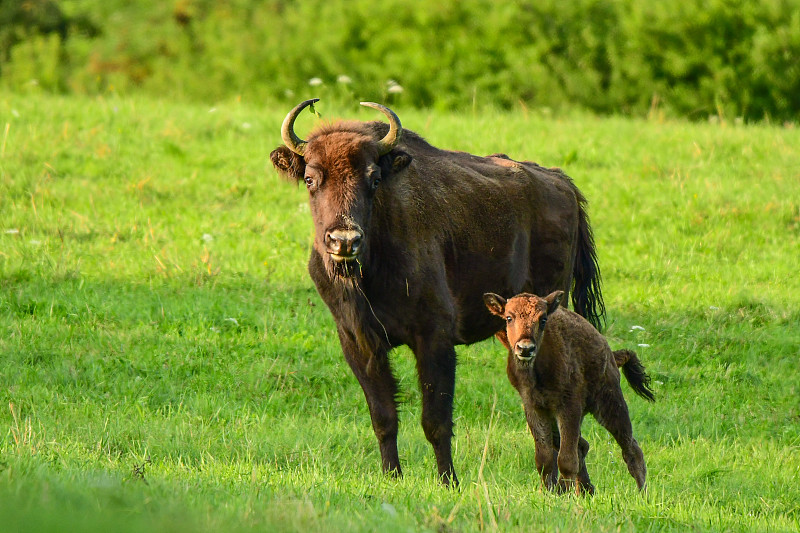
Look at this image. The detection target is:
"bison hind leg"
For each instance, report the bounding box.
[593,387,647,491]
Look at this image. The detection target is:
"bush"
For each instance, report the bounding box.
[1,0,798,121]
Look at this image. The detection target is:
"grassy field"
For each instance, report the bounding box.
[1,91,799,532]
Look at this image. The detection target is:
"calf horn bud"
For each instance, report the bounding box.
[360,102,402,155]
[281,98,319,156]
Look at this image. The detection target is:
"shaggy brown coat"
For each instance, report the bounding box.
[270,101,604,485]
[484,290,653,494]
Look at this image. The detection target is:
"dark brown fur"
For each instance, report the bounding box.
[271,115,605,486]
[484,291,654,494]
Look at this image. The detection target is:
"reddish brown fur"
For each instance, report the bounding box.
[484,291,653,494]
[271,109,605,486]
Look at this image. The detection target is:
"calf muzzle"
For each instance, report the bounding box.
[513,339,536,361]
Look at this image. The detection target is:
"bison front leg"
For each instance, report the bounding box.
[556,411,585,496]
[527,409,558,491]
[551,425,594,494]
[338,327,402,478]
[576,436,595,495]
[412,337,459,487]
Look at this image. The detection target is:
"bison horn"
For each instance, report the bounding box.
[360,102,402,155]
[281,98,319,156]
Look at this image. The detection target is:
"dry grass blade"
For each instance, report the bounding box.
[476,393,498,532]
[9,402,35,453]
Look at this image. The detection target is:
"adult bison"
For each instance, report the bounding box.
[270,99,604,486]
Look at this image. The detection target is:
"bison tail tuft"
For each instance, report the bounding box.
[615,349,656,402]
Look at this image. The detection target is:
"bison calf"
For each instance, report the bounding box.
[483,290,654,494]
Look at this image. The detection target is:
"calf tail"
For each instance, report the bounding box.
[613,349,655,402]
[572,194,606,331]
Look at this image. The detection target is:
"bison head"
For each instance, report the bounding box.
[484,291,564,363]
[270,99,412,278]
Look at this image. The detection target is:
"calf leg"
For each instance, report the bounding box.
[527,409,558,490]
[555,435,594,495]
[576,436,595,495]
[594,388,647,491]
[412,337,458,486]
[338,327,401,477]
[556,411,586,496]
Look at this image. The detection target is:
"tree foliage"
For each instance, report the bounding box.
[1,0,798,120]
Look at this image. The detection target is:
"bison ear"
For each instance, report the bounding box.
[483,293,506,317]
[379,150,412,178]
[270,146,306,182]
[544,290,564,314]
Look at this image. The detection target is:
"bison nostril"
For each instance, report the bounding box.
[325,232,340,253]
[350,234,362,253]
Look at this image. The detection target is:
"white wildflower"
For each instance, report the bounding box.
[381,502,397,516]
[630,325,645,331]
[337,75,352,84]
[202,233,213,242]
[5,229,19,234]
[638,343,651,348]
[386,80,404,94]
[241,122,252,129]
[308,77,323,87]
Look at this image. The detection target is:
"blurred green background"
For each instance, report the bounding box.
[2,0,799,120]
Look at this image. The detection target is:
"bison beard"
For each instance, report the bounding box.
[270,99,605,486]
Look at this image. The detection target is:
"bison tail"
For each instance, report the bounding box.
[615,349,656,402]
[572,198,606,331]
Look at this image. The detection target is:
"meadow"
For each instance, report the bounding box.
[1,91,799,532]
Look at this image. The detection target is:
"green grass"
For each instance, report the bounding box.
[1,92,799,532]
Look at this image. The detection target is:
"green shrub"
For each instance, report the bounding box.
[1,0,798,121]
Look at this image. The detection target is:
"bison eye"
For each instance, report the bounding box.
[304,175,314,188]
[371,177,381,191]
[505,316,512,324]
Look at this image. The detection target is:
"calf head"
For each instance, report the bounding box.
[483,291,564,363]
[270,99,412,279]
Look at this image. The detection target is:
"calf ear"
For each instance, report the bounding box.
[379,150,412,178]
[544,290,564,314]
[483,293,507,316]
[270,146,306,182]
